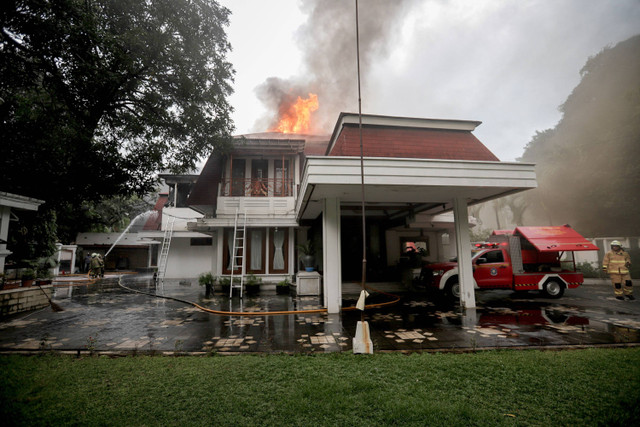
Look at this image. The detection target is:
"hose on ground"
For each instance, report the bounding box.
[117,276,400,316]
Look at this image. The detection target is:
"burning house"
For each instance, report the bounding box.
[177,108,537,312]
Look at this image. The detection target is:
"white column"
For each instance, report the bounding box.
[0,206,11,273]
[453,197,476,308]
[68,245,77,274]
[216,229,224,276]
[322,197,342,313]
[54,242,63,276]
[288,227,295,276]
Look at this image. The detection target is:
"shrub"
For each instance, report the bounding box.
[577,261,605,279]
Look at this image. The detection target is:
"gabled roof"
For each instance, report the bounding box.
[326,113,499,161]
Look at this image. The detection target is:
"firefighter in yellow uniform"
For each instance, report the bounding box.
[602,240,634,300]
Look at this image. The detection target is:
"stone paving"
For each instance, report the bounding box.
[0,274,639,354]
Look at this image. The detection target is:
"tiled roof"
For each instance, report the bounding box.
[328,124,499,161]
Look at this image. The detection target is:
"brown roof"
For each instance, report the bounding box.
[328,124,499,161]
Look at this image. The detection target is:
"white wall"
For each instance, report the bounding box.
[165,235,217,279]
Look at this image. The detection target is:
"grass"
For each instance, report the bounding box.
[1,348,639,426]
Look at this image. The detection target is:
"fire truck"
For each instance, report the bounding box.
[419,225,599,299]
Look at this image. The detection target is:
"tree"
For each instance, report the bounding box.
[518,35,640,236]
[1,0,234,204]
[1,0,234,247]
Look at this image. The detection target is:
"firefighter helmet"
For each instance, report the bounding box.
[611,240,622,247]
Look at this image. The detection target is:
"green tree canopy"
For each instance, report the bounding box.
[1,0,235,206]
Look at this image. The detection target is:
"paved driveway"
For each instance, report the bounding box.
[0,275,638,354]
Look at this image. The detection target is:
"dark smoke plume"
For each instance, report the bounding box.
[253,0,412,133]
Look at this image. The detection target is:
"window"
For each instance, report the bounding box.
[484,250,504,263]
[400,237,429,256]
[190,238,212,246]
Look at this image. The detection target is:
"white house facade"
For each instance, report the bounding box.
[182,113,538,312]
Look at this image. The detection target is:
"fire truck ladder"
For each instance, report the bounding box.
[155,216,176,294]
[230,209,247,298]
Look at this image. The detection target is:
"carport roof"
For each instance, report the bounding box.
[296,156,537,221]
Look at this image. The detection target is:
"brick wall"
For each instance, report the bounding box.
[0,285,52,317]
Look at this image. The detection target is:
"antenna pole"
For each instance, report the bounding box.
[355,0,366,318]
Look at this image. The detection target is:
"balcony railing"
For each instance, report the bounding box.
[220,178,294,197]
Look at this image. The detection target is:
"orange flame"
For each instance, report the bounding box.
[273,93,319,133]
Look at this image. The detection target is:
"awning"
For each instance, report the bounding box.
[514,226,599,252]
[297,156,538,221]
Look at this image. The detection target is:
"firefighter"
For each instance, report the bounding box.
[97,254,105,278]
[602,240,634,300]
[89,253,101,278]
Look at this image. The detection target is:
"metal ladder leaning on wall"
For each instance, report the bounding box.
[230,209,247,298]
[155,215,176,294]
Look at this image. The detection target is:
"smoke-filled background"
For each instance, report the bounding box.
[219,0,639,237]
[219,0,639,161]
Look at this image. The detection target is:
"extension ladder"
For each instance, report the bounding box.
[156,215,175,294]
[230,209,247,298]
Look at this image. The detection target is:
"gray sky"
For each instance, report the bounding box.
[218,0,640,161]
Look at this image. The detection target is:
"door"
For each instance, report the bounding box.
[474,249,512,288]
[274,159,289,196]
[231,159,245,196]
[251,159,268,196]
[247,228,266,274]
[270,228,289,274]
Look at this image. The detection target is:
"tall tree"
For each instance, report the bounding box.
[0,0,234,245]
[519,34,640,236]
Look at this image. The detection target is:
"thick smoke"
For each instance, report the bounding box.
[253,0,412,134]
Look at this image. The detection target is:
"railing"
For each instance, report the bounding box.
[220,178,294,197]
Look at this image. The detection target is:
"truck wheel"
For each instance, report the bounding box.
[543,280,565,298]
[445,280,461,300]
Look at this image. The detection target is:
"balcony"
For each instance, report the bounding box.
[217,178,297,219]
[220,178,294,198]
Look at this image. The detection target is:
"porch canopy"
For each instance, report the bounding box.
[295,113,538,312]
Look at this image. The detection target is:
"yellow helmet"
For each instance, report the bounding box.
[611,240,622,247]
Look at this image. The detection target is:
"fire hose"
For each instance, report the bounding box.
[117,276,400,316]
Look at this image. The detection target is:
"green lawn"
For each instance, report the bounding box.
[1,348,639,426]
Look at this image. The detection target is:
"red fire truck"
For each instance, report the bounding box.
[419,225,599,299]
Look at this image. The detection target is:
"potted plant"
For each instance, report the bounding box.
[297,240,316,272]
[219,276,231,294]
[21,268,36,287]
[245,274,261,295]
[276,276,291,295]
[35,255,57,285]
[198,272,216,296]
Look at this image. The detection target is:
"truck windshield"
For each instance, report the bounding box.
[449,250,484,262]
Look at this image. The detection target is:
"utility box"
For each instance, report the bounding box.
[296,271,321,296]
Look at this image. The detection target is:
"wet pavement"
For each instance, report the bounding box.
[1,274,639,354]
